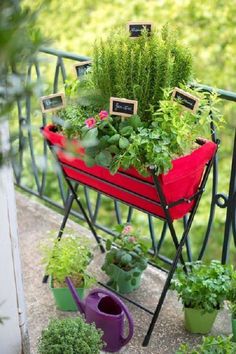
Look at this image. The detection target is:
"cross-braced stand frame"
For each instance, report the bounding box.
[44,137,218,347]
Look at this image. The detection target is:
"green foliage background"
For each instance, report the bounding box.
[23,0,236,90]
[21,0,236,263]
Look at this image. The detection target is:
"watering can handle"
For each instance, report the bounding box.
[89,288,134,346]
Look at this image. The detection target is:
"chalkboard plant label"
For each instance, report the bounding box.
[172,88,200,113]
[127,21,152,38]
[110,97,138,117]
[74,61,92,78]
[40,93,65,113]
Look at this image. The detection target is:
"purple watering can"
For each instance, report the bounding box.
[65,277,134,353]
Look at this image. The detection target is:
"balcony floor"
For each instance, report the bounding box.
[16,191,231,354]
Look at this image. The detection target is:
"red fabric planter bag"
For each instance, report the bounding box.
[42,124,217,221]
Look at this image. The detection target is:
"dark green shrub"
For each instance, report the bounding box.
[91,25,192,120]
[37,317,103,354]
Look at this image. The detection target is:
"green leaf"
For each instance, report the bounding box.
[121,254,132,264]
[106,239,112,251]
[119,137,130,149]
[108,134,120,144]
[84,155,95,167]
[95,151,112,166]
[120,126,133,136]
[82,127,98,147]
[108,145,120,154]
[129,115,143,129]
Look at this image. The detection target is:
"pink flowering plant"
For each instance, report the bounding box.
[101,224,149,284]
[57,99,144,171]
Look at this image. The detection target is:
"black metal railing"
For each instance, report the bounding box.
[13,47,236,268]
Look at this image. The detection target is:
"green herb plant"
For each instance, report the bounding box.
[37,317,104,354]
[110,88,223,175]
[55,85,222,176]
[41,234,95,288]
[176,335,236,354]
[102,224,149,287]
[91,25,192,121]
[171,260,233,313]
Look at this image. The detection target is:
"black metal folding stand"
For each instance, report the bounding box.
[44,138,218,347]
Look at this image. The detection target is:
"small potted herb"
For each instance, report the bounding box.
[101,224,149,294]
[171,260,233,334]
[41,234,95,311]
[227,270,236,342]
[176,335,236,354]
[37,317,104,354]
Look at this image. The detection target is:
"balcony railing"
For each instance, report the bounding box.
[13,47,236,270]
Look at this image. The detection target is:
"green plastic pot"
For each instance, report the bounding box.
[107,264,142,294]
[232,315,236,342]
[184,307,218,334]
[50,277,84,311]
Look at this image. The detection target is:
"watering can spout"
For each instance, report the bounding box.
[65,277,85,314]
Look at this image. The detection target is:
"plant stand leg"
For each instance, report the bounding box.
[151,171,187,271]
[143,155,217,346]
[66,178,105,253]
[57,192,76,241]
[42,192,75,283]
[142,225,191,346]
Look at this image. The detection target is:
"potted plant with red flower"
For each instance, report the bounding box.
[101,224,149,294]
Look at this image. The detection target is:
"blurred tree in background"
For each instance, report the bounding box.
[0,0,46,120]
[23,0,236,90]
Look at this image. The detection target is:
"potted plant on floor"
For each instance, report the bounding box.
[41,234,95,311]
[101,224,149,294]
[37,317,104,354]
[176,335,236,354]
[171,260,233,334]
[227,269,236,342]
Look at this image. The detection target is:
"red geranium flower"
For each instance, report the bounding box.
[99,110,109,120]
[85,117,96,128]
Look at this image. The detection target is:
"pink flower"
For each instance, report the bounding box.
[99,110,109,120]
[128,236,136,243]
[123,225,133,235]
[85,117,96,129]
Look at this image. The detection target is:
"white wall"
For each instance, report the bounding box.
[0,121,29,354]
